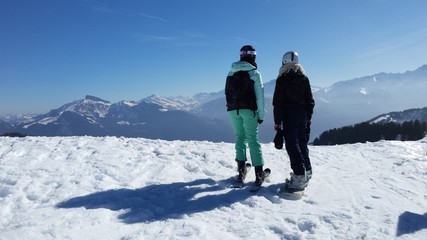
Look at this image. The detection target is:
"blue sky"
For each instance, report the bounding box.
[1,0,427,115]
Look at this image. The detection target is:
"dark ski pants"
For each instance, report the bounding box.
[282,107,311,176]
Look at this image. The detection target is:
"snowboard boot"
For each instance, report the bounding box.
[236,161,248,182]
[285,173,307,192]
[254,166,264,186]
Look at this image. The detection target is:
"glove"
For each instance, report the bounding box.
[258,119,263,124]
[274,129,284,149]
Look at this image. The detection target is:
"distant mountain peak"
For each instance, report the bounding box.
[149,94,160,97]
[84,95,110,104]
[141,94,199,111]
[416,64,427,71]
[47,95,112,121]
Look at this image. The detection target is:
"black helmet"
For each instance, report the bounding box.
[240,45,256,58]
[239,45,257,67]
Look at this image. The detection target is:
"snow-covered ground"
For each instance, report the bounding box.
[0,136,426,240]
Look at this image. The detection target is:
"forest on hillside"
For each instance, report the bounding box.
[313,120,427,145]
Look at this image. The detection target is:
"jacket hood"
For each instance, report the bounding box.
[230,61,257,74]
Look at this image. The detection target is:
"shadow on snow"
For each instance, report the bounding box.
[56,178,255,224]
[396,211,427,236]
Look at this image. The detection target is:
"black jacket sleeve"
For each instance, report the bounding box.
[272,76,285,125]
[304,76,315,120]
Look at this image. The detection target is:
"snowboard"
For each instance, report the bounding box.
[279,185,305,200]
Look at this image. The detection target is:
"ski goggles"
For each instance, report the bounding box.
[240,50,257,56]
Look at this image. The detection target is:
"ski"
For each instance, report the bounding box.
[249,185,262,193]
[230,182,245,189]
[249,168,271,193]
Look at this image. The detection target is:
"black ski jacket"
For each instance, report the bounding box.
[272,67,315,124]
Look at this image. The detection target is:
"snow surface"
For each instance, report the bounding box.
[0,136,426,240]
[370,115,390,124]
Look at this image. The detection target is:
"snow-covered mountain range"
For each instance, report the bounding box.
[1,95,233,141]
[313,64,427,136]
[1,65,426,142]
[369,107,427,124]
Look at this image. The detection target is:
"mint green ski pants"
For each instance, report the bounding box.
[227,109,264,167]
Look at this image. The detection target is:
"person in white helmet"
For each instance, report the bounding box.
[272,51,315,192]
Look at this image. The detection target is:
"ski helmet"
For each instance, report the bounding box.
[282,51,299,64]
[240,45,257,59]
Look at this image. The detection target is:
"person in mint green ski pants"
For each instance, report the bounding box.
[228,109,264,166]
[225,45,266,186]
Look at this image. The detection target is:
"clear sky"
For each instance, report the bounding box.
[1,0,427,115]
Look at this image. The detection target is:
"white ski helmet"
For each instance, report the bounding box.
[282,51,299,64]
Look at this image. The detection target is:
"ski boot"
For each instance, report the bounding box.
[236,160,250,182]
[254,166,265,186]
